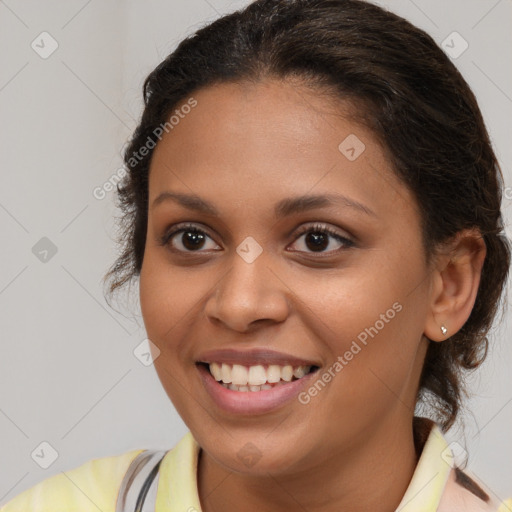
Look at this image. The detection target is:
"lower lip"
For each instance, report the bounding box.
[197,363,319,415]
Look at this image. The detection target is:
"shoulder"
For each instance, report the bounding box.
[0,448,145,512]
[438,466,512,512]
[498,499,512,512]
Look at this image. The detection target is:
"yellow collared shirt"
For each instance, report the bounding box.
[1,419,511,511]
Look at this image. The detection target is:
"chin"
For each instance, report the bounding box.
[200,431,314,477]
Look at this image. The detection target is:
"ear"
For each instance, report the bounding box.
[423,228,487,342]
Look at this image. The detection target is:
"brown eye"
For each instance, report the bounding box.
[160,223,220,253]
[290,223,354,254]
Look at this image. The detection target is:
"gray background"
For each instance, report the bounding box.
[0,0,511,506]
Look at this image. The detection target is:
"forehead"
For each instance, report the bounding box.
[148,79,416,223]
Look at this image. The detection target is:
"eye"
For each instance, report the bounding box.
[289,223,354,254]
[159,222,354,255]
[159,223,220,253]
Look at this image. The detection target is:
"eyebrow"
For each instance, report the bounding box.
[151,191,376,218]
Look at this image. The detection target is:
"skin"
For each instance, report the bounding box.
[139,77,486,512]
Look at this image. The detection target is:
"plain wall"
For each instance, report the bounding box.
[1,0,511,505]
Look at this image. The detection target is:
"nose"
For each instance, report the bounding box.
[204,251,290,333]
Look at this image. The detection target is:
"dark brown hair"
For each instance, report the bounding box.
[103,0,510,431]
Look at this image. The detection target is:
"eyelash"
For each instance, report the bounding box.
[158,222,355,255]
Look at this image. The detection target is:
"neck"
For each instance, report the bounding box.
[198,414,425,512]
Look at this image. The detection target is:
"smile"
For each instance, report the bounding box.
[196,359,320,414]
[205,362,315,392]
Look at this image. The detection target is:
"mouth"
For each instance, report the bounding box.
[195,355,321,415]
[196,361,319,392]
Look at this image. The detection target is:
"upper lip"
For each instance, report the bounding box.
[196,348,320,367]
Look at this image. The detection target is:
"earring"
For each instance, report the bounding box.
[440,325,448,335]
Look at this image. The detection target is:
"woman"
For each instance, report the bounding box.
[2,0,511,510]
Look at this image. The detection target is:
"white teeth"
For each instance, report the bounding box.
[210,362,222,381]
[267,365,282,383]
[231,364,249,385]
[207,362,313,390]
[248,365,267,385]
[293,366,307,379]
[221,363,232,383]
[281,365,293,382]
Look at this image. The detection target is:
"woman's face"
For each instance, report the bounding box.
[140,78,433,475]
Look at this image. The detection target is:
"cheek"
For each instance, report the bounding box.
[139,250,209,345]
[139,252,205,414]
[293,247,427,407]
[291,258,404,350]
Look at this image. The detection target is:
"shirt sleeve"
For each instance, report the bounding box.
[0,448,144,512]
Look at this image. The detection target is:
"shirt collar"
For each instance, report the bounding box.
[156,417,452,512]
[395,417,452,511]
[156,430,202,512]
